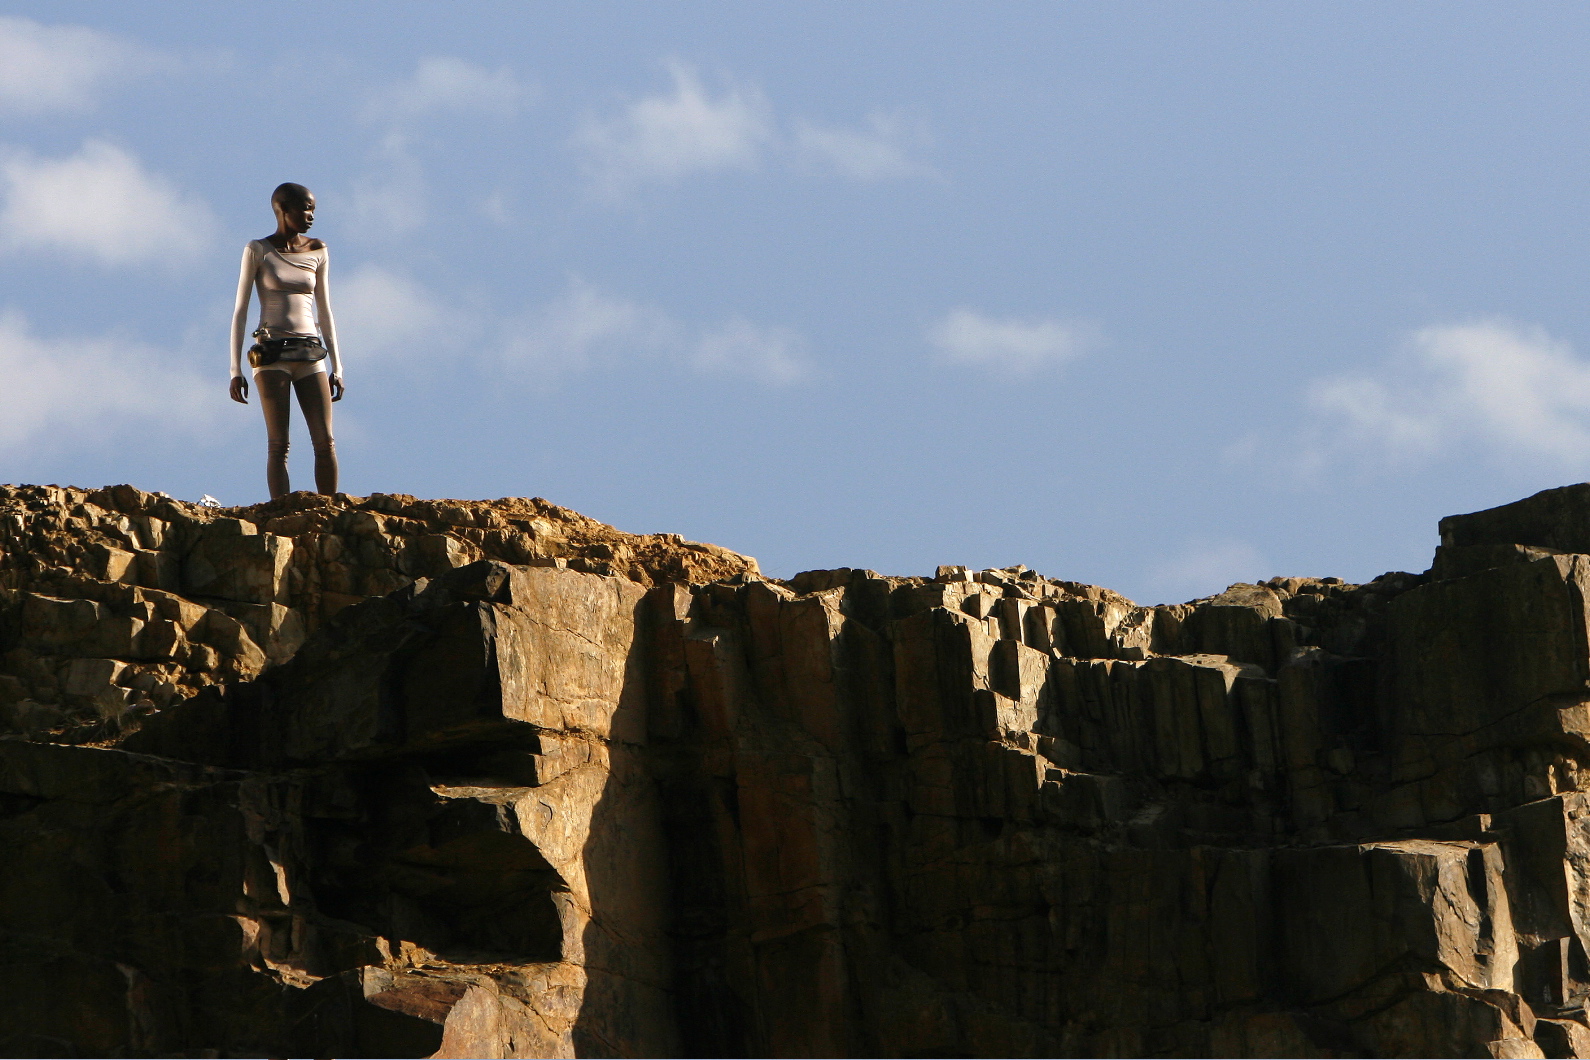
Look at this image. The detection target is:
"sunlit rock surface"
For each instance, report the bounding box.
[6,482,1590,1057]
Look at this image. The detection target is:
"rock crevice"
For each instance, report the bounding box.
[6,484,1590,1057]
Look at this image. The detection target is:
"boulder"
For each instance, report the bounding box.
[1441,484,1590,554]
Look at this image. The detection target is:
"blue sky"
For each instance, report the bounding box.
[3,2,1590,603]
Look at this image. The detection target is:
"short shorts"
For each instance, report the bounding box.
[253,358,327,382]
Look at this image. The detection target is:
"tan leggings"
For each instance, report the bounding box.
[254,368,337,498]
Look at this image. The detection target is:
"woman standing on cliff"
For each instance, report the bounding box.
[228,182,344,498]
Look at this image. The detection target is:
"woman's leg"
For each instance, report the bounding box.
[293,370,338,495]
[255,370,294,498]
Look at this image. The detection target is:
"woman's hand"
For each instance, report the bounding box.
[330,375,345,402]
[229,377,249,404]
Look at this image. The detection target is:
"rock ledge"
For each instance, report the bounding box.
[5,483,1590,1058]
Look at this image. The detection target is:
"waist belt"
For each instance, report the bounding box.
[248,331,326,367]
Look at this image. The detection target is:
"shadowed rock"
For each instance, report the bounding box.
[10,483,1590,1055]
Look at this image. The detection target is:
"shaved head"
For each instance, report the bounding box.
[271,182,312,209]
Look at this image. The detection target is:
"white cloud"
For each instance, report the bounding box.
[694,318,808,384]
[0,310,212,451]
[501,279,676,375]
[0,16,149,115]
[349,58,527,243]
[1302,319,1590,470]
[330,268,813,386]
[1146,538,1271,603]
[365,56,529,122]
[0,140,216,265]
[496,278,809,385]
[575,61,933,196]
[1306,375,1442,456]
[575,61,774,194]
[794,113,932,181]
[927,309,1097,373]
[349,132,426,237]
[334,265,456,361]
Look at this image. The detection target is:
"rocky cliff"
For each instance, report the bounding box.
[7,483,1590,1057]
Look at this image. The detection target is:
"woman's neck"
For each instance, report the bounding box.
[273,227,303,251]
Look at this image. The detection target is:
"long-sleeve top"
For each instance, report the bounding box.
[228,239,343,380]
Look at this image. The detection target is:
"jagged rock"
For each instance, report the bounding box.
[9,482,1590,1056]
[0,484,758,742]
[1440,483,1590,555]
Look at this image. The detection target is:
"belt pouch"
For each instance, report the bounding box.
[250,336,324,365]
[272,337,326,363]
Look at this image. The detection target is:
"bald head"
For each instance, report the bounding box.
[271,182,312,209]
[269,183,317,243]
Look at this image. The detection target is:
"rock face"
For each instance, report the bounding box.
[9,484,1590,1057]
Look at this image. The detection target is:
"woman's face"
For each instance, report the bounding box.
[279,193,316,235]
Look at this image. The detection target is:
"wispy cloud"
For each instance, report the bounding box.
[0,310,212,451]
[576,61,773,195]
[349,132,426,237]
[1293,319,1590,472]
[480,190,512,224]
[575,61,932,196]
[349,58,528,240]
[364,56,530,123]
[1145,538,1270,603]
[694,318,809,384]
[501,279,675,375]
[0,140,216,265]
[0,16,151,115]
[926,309,1097,374]
[496,278,810,385]
[793,113,933,181]
[334,264,458,361]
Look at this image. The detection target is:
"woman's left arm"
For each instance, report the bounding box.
[316,248,345,401]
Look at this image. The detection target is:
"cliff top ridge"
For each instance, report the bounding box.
[1,481,760,588]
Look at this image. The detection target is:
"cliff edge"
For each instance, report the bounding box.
[5,483,1590,1057]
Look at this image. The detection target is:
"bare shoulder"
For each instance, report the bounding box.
[308,238,326,251]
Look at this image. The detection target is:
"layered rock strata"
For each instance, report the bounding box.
[7,483,1590,1057]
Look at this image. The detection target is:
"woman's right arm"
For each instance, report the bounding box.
[229,243,256,399]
